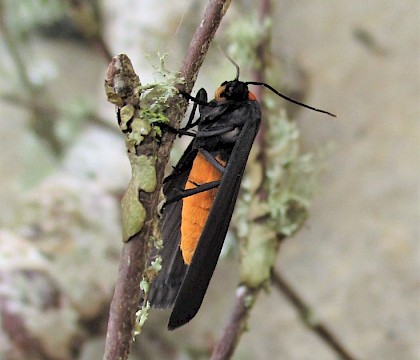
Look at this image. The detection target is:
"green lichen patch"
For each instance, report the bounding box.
[121,181,146,243]
[239,224,277,288]
[121,155,157,242]
[236,108,327,288]
[134,302,150,336]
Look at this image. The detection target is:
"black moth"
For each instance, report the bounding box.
[148,62,335,330]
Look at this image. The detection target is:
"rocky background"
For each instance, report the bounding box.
[0,1,418,359]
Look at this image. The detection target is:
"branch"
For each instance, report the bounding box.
[210,1,271,358]
[272,271,361,360]
[67,0,113,62]
[0,3,63,155]
[103,1,231,359]
[0,92,120,135]
[0,3,37,96]
[178,0,232,91]
[252,0,271,154]
[210,287,257,360]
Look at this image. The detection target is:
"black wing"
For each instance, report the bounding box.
[147,142,197,307]
[168,101,261,329]
[148,100,233,308]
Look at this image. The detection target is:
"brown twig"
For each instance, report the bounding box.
[103,1,231,359]
[102,55,151,360]
[209,2,272,359]
[211,2,354,359]
[178,0,232,93]
[210,287,258,360]
[254,0,271,199]
[272,271,361,360]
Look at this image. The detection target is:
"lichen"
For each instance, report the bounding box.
[111,54,182,242]
[236,108,327,288]
[134,302,150,336]
[121,155,157,242]
[225,15,272,71]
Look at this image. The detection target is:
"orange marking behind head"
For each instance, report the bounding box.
[214,85,226,101]
[180,153,225,264]
[248,91,257,101]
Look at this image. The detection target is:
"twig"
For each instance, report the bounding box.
[0,92,120,135]
[103,1,231,359]
[210,287,258,360]
[0,3,37,96]
[251,0,271,102]
[178,0,232,93]
[212,2,354,359]
[67,0,113,62]
[272,271,361,360]
[210,2,271,359]
[0,3,63,155]
[253,0,271,197]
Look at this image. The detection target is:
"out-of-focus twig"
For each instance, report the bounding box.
[0,3,37,96]
[0,1,119,156]
[272,271,361,360]
[210,287,258,360]
[210,1,272,359]
[67,0,113,62]
[0,2,63,154]
[0,92,121,135]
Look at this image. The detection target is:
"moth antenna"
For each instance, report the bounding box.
[218,46,240,80]
[245,81,336,117]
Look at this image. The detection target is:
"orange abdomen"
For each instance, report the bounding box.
[181,153,224,264]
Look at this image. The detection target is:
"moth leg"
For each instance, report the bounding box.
[179,88,210,110]
[182,88,208,130]
[199,149,226,174]
[155,123,196,137]
[164,180,221,206]
[153,88,208,136]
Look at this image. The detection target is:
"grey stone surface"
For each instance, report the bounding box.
[0,1,417,359]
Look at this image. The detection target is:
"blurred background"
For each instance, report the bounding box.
[0,1,418,359]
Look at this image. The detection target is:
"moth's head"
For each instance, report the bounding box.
[214,80,256,102]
